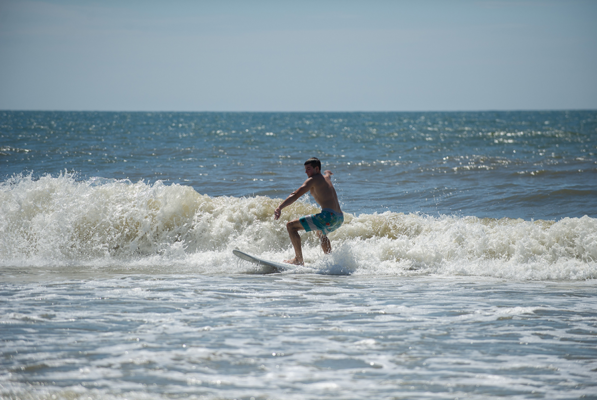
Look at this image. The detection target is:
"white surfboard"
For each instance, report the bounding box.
[233,249,297,272]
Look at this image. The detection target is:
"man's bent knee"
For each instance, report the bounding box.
[286,220,303,232]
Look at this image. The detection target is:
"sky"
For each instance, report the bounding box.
[0,0,596,112]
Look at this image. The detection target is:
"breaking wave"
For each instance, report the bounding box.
[1,173,596,280]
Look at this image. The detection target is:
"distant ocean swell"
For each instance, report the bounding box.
[1,173,596,280]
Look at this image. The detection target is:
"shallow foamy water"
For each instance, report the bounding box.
[2,274,596,399]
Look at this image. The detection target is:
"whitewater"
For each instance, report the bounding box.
[2,173,595,280]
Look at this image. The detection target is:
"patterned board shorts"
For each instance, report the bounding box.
[299,208,344,236]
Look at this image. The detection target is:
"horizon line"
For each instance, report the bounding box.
[2,108,596,113]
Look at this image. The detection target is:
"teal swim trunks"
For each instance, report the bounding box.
[299,208,344,236]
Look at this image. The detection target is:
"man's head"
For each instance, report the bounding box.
[304,157,321,177]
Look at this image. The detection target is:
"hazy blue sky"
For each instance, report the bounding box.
[0,0,595,111]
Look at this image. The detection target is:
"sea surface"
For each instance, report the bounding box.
[1,111,596,399]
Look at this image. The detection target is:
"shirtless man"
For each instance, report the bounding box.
[274,157,344,265]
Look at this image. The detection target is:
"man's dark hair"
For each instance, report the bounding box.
[304,157,321,170]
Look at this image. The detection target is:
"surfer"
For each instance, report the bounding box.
[274,157,343,265]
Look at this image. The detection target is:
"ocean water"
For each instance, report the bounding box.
[1,111,596,399]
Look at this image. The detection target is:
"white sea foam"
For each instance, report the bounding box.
[1,173,596,280]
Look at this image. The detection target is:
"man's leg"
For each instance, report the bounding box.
[317,231,332,254]
[286,219,305,265]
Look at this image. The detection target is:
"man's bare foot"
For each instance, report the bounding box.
[284,257,304,265]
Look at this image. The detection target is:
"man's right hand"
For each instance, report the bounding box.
[274,207,281,220]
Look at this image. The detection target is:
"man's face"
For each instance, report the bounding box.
[305,164,319,177]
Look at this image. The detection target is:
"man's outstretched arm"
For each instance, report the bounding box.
[274,179,313,220]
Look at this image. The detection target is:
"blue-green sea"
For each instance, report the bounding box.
[1,111,596,399]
